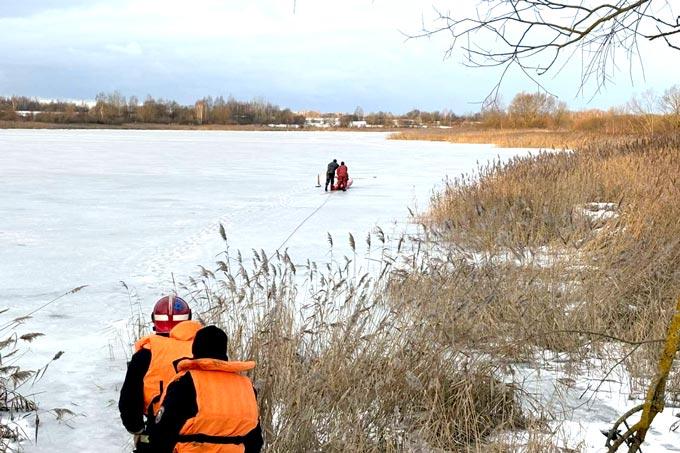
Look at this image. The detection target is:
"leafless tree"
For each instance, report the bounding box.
[626,88,660,134]
[660,84,680,116]
[508,91,564,127]
[414,1,680,98]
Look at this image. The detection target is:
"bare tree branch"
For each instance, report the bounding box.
[410,1,680,98]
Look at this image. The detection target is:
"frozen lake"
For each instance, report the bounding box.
[0,129,527,451]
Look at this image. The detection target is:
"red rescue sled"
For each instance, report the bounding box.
[331,178,353,191]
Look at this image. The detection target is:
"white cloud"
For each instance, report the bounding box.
[105,42,143,56]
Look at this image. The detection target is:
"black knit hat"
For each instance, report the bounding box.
[192,325,229,360]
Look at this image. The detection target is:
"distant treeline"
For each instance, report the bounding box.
[480,87,680,133]
[0,93,306,126]
[5,87,678,130]
[0,92,469,127]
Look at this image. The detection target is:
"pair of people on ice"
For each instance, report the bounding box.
[119,295,263,453]
[324,158,349,191]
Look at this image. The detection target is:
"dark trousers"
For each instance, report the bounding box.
[325,172,335,190]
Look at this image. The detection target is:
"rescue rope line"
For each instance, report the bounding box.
[275,193,332,252]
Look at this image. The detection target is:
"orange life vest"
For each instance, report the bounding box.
[134,320,202,415]
[336,165,348,178]
[174,358,258,453]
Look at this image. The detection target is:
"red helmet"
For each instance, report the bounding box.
[151,295,192,333]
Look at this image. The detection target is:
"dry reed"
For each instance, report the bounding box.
[424,133,680,394]
[174,237,535,452]
[390,128,593,150]
[0,288,78,451]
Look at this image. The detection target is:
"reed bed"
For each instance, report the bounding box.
[390,114,680,149]
[389,128,596,150]
[425,133,680,393]
[176,235,541,452]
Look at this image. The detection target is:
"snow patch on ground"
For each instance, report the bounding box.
[506,350,680,451]
[578,202,620,224]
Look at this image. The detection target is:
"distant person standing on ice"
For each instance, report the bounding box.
[325,158,339,191]
[149,325,263,453]
[336,161,349,191]
[119,295,201,453]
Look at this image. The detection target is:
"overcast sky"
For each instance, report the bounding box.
[1,0,679,114]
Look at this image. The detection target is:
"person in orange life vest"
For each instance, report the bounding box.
[335,161,349,191]
[119,295,202,451]
[149,325,263,453]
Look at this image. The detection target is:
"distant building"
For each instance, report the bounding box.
[305,117,331,128]
[325,116,341,127]
[393,118,419,128]
[16,111,44,117]
[349,120,367,128]
[267,123,301,129]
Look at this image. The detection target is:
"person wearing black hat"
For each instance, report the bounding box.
[149,326,263,453]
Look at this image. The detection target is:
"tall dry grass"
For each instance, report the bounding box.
[425,133,680,392]
[390,114,680,149]
[174,235,540,452]
[390,128,594,150]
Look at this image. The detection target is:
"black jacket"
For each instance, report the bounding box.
[148,371,263,453]
[326,160,339,175]
[119,348,152,434]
